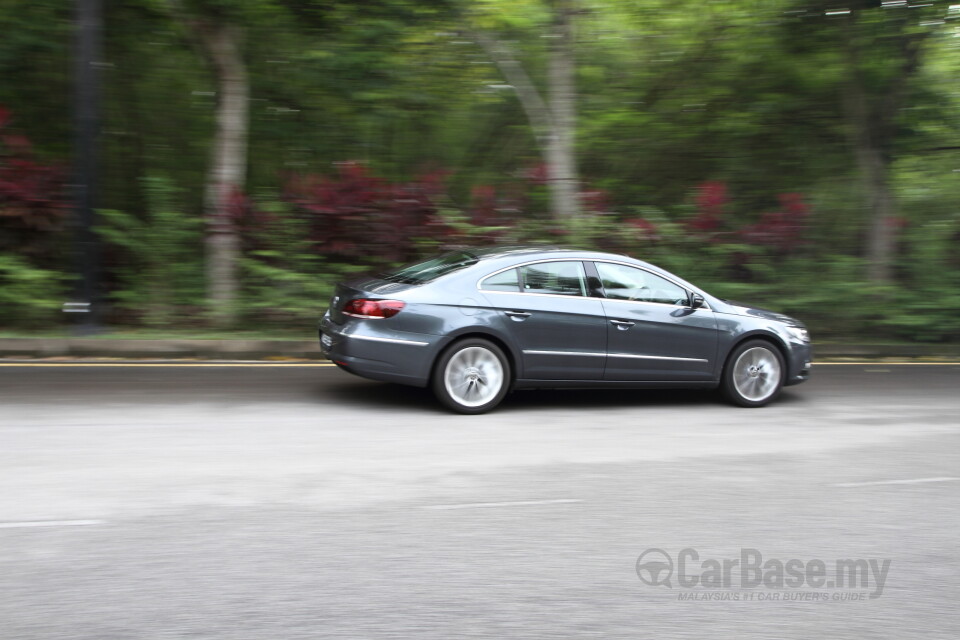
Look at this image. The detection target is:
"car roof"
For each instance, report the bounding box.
[468,245,615,260]
[454,245,705,294]
[465,245,657,265]
[467,245,565,258]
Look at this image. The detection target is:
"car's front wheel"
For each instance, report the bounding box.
[721,340,785,407]
[433,338,510,414]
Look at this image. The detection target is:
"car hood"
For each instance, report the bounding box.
[719,299,805,327]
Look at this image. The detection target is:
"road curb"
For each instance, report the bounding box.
[0,338,957,361]
[0,338,325,360]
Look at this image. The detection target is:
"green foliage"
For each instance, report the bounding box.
[96,177,204,326]
[3,0,960,341]
[240,201,363,328]
[0,255,66,326]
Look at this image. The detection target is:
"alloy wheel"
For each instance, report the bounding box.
[443,345,505,408]
[732,346,782,403]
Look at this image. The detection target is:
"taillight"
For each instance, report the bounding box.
[342,298,405,319]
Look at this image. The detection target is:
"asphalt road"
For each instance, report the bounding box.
[1,363,959,639]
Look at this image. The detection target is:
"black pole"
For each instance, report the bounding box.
[68,0,102,334]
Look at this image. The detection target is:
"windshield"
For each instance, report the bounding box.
[379,251,479,285]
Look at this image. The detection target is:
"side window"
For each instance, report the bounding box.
[519,261,587,297]
[480,268,520,292]
[595,262,688,306]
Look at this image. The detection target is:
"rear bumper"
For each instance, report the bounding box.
[319,313,440,387]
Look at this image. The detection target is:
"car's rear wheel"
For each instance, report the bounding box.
[433,338,510,414]
[721,340,785,407]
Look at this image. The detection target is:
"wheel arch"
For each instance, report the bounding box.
[431,328,520,387]
[721,331,789,376]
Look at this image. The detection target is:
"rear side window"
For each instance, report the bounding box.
[519,261,587,296]
[480,268,520,292]
[380,251,478,285]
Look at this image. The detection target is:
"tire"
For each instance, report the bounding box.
[432,338,510,414]
[721,339,786,407]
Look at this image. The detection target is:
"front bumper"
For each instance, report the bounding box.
[784,341,812,386]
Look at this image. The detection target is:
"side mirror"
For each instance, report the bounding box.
[689,293,705,309]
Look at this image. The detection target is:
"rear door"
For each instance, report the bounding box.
[479,260,607,380]
[592,261,718,381]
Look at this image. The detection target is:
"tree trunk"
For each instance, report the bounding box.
[469,1,580,221]
[841,10,924,286]
[546,0,579,220]
[841,14,894,286]
[854,141,897,285]
[192,20,248,326]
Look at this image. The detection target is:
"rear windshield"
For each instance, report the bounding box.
[379,251,479,285]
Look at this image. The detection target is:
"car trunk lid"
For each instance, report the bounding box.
[327,278,417,324]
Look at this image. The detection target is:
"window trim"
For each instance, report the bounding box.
[590,260,711,310]
[519,260,588,297]
[477,259,590,298]
[476,267,522,293]
[477,257,711,311]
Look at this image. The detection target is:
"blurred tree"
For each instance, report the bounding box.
[166,0,252,326]
[0,0,72,160]
[838,2,947,285]
[461,0,583,222]
[163,0,452,325]
[792,0,954,284]
[2,0,960,338]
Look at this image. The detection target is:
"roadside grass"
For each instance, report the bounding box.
[0,327,313,340]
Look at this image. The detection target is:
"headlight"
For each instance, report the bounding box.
[784,326,810,344]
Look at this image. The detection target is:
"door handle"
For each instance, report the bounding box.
[505,311,531,321]
[610,319,635,330]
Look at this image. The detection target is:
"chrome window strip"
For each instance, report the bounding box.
[608,353,709,363]
[482,288,710,312]
[523,350,606,358]
[523,349,708,363]
[476,259,587,296]
[476,258,712,311]
[348,334,429,346]
[480,290,595,302]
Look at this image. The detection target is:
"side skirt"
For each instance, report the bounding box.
[512,379,720,390]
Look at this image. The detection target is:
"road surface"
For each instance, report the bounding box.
[1,363,958,639]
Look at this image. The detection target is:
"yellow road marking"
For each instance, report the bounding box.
[0,362,337,367]
[0,361,957,367]
[811,362,960,366]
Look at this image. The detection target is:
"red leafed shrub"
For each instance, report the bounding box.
[738,192,810,254]
[522,162,549,186]
[689,181,727,233]
[0,106,68,260]
[580,189,612,215]
[628,216,659,241]
[464,184,520,244]
[469,185,499,227]
[283,162,454,264]
[229,187,267,251]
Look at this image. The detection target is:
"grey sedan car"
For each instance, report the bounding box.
[319,246,811,414]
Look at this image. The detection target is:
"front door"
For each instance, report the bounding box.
[593,261,718,381]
